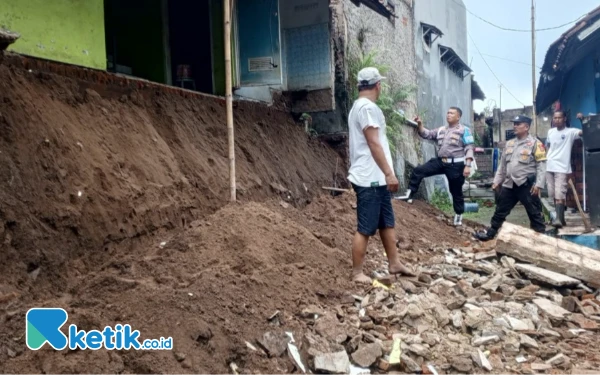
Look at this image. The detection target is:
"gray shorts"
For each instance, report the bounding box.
[546,172,568,200]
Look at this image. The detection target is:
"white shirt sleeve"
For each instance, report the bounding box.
[358,105,381,131]
[571,127,581,140]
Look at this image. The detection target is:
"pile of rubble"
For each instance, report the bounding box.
[245,243,600,374]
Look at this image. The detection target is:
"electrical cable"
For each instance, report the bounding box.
[468,31,528,107]
[452,0,587,33]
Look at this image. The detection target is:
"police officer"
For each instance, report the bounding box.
[476,115,547,241]
[398,106,475,226]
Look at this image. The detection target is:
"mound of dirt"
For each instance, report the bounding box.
[0,54,341,297]
[0,55,472,373]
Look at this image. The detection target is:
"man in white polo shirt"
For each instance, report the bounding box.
[347,67,415,284]
[545,110,583,228]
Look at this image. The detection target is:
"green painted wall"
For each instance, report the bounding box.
[0,0,106,69]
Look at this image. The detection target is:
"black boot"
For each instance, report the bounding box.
[552,204,563,228]
[557,203,567,226]
[475,227,498,242]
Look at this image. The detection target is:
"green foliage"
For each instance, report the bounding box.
[430,187,453,212]
[348,49,416,156]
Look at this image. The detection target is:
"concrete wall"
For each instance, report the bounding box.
[0,0,106,69]
[414,0,472,198]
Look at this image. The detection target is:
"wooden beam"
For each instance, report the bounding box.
[322,187,349,193]
[496,222,600,285]
[224,0,236,201]
[568,178,592,233]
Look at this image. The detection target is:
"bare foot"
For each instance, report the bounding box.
[352,273,372,284]
[389,262,416,277]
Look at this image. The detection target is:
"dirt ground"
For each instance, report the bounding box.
[0,55,474,373]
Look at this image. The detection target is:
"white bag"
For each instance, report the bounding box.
[468,158,478,179]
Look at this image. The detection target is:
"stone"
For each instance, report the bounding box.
[531,363,553,371]
[494,317,511,329]
[346,335,362,353]
[351,343,383,368]
[513,291,535,302]
[533,298,571,320]
[174,352,186,362]
[504,278,532,289]
[300,305,325,319]
[520,334,539,349]
[457,279,478,297]
[314,351,351,374]
[303,332,345,359]
[258,331,291,358]
[360,321,374,330]
[482,274,503,292]
[421,333,440,347]
[465,310,486,328]
[433,305,451,327]
[499,284,517,296]
[472,335,500,346]
[451,357,474,373]
[571,314,599,330]
[400,354,422,373]
[408,344,431,359]
[406,303,424,319]
[541,328,561,338]
[490,292,504,302]
[515,264,581,287]
[447,297,466,310]
[474,250,497,261]
[315,314,348,344]
[545,353,567,366]
[471,349,493,371]
[503,335,521,353]
[452,311,464,329]
[377,358,391,372]
[507,316,530,331]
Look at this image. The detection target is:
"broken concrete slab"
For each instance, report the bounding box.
[400,354,421,373]
[474,250,497,261]
[571,314,599,330]
[447,297,467,310]
[471,349,493,371]
[314,351,351,374]
[351,343,382,368]
[315,314,348,344]
[497,222,600,285]
[472,335,500,346]
[258,331,291,357]
[546,353,567,366]
[514,264,581,287]
[519,334,539,349]
[531,363,553,371]
[507,316,530,331]
[481,274,503,292]
[451,357,474,373]
[408,343,431,359]
[533,298,571,320]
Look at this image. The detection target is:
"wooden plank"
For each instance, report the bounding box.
[568,178,593,233]
[322,187,349,193]
[496,222,600,285]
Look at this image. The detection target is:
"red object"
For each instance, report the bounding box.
[177,64,191,79]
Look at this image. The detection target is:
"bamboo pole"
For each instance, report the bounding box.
[224,0,236,201]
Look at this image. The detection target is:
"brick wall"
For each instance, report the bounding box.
[566,139,587,209]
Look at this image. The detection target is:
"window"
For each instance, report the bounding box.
[439,45,472,79]
[421,22,443,49]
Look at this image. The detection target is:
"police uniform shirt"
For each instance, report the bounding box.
[494,134,547,189]
[418,124,475,160]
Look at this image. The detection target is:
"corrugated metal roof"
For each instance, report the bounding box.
[535,5,600,113]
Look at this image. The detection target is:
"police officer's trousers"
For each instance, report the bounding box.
[491,182,545,233]
[408,158,465,215]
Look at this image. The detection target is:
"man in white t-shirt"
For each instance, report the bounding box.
[545,110,583,228]
[347,67,415,284]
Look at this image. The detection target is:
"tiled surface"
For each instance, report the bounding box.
[284,23,331,90]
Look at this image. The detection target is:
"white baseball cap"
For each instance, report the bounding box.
[357,67,386,86]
